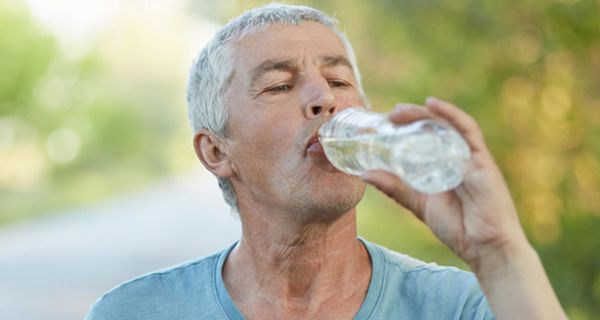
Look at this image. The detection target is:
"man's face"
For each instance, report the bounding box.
[224,22,366,221]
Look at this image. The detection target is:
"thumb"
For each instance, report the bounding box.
[361,170,426,221]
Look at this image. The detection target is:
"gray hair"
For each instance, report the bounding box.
[186,3,366,214]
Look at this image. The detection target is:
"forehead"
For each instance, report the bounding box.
[230,22,349,72]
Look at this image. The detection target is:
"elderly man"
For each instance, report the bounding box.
[87,3,566,320]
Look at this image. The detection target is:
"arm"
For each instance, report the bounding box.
[361,97,567,319]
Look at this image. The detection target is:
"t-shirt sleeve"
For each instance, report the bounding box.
[84,274,188,320]
[473,294,496,320]
[456,277,495,320]
[85,293,132,320]
[85,282,160,320]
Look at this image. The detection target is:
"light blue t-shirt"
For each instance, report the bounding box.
[87,239,495,319]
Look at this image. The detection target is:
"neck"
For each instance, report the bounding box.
[223,207,371,317]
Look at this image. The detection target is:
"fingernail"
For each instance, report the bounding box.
[392,103,411,113]
[361,172,373,181]
[425,96,438,105]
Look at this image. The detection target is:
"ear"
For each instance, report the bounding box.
[193,129,234,178]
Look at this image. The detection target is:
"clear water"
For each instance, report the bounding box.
[320,123,470,193]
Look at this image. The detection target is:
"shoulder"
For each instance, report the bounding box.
[86,252,222,320]
[363,240,495,319]
[381,244,475,280]
[369,241,478,287]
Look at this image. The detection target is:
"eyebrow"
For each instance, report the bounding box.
[320,55,353,70]
[250,59,297,86]
[249,55,354,86]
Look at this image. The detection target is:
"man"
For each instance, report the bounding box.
[87,3,567,319]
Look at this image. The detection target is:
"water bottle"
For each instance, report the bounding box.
[318,107,471,193]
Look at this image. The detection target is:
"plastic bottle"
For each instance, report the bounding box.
[318,107,471,193]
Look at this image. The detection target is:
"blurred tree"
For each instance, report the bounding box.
[0,1,185,223]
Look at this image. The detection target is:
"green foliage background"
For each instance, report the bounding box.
[1,0,599,318]
[0,1,189,223]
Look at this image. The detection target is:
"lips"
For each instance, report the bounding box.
[306,133,324,154]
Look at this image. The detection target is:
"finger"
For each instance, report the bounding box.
[388,103,444,125]
[424,97,488,155]
[361,169,426,221]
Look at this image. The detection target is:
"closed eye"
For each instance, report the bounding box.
[266,84,293,93]
[328,80,350,88]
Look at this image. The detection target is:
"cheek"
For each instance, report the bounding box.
[335,89,364,106]
[256,123,294,154]
[233,119,300,172]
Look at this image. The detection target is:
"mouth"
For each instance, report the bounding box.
[305,132,324,155]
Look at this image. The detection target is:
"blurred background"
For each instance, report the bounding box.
[1,0,599,319]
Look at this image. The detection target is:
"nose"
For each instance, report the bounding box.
[302,77,336,119]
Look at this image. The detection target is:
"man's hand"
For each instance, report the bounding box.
[361,97,567,319]
[361,97,525,269]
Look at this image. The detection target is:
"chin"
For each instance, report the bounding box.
[289,177,366,223]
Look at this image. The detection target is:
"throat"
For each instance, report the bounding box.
[225,238,372,319]
[223,230,371,310]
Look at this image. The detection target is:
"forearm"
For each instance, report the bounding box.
[473,240,567,320]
